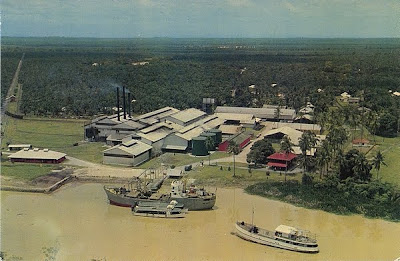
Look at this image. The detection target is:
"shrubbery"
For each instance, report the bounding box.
[246,177,400,221]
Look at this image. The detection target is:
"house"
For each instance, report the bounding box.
[8,148,66,164]
[340,92,351,101]
[267,152,297,170]
[103,140,152,166]
[6,95,16,102]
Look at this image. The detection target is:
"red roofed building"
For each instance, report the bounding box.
[267,152,297,170]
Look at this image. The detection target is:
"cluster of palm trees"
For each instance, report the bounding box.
[278,125,386,182]
[314,124,386,182]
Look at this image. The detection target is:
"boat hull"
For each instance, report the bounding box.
[235,223,319,253]
[104,186,216,211]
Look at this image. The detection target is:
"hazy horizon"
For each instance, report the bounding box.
[2,0,400,39]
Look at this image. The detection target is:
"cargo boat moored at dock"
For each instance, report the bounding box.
[104,180,216,211]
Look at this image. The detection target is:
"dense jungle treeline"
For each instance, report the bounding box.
[2,37,400,129]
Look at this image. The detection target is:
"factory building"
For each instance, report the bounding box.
[136,106,180,126]
[161,115,224,153]
[103,139,152,166]
[214,106,296,122]
[166,108,207,127]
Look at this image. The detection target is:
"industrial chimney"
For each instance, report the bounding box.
[123,86,126,119]
[116,87,120,121]
[128,92,131,118]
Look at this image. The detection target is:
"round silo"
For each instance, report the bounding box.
[207,129,222,144]
[192,136,208,156]
[200,132,217,151]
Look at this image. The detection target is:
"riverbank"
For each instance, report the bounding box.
[246,179,400,222]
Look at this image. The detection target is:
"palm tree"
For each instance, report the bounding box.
[280,135,294,182]
[298,131,318,174]
[372,150,386,180]
[274,106,281,128]
[228,140,240,177]
[205,136,215,166]
[327,127,348,162]
[280,135,293,154]
[348,106,360,144]
[353,152,372,182]
[316,142,330,179]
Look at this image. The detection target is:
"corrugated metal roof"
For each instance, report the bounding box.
[178,115,224,134]
[219,125,241,135]
[137,106,179,120]
[214,112,255,124]
[8,149,66,160]
[176,126,205,141]
[106,133,131,141]
[137,130,172,143]
[264,126,303,145]
[112,120,145,130]
[271,122,321,132]
[8,144,32,148]
[103,140,152,156]
[168,108,206,124]
[267,152,297,161]
[215,106,296,120]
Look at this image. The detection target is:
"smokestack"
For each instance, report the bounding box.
[123,86,126,119]
[128,92,131,118]
[116,87,120,121]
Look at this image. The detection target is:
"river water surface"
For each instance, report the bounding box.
[1,183,399,260]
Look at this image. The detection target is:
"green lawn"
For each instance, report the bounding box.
[1,117,85,150]
[137,151,229,169]
[367,136,400,186]
[1,117,106,164]
[187,164,302,187]
[62,142,105,164]
[1,155,56,181]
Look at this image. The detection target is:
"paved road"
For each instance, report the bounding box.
[1,53,25,135]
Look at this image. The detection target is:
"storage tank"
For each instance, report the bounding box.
[192,136,208,156]
[200,132,217,151]
[206,129,222,144]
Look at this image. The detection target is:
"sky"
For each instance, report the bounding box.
[2,0,400,38]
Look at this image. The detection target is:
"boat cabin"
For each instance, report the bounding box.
[275,225,299,239]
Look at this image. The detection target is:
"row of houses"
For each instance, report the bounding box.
[84,105,309,166]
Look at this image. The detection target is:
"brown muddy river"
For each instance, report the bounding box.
[1,183,399,260]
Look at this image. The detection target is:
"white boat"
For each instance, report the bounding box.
[235,221,319,253]
[132,200,188,218]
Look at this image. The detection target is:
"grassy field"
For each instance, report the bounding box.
[1,117,105,164]
[62,142,105,164]
[137,151,229,169]
[187,164,302,187]
[367,136,400,186]
[1,155,57,181]
[1,117,85,149]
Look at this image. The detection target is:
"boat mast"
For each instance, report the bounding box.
[251,206,254,227]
